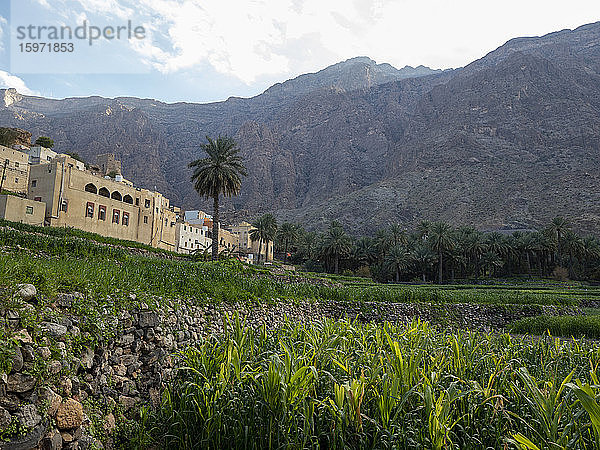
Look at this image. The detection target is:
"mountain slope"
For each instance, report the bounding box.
[1,22,600,234]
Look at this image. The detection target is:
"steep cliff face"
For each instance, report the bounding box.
[1,22,600,234]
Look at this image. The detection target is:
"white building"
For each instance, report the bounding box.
[175,222,212,254]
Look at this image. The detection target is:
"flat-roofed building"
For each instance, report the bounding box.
[0,194,44,225]
[175,222,212,254]
[26,146,57,165]
[227,221,274,262]
[0,145,30,194]
[28,155,176,250]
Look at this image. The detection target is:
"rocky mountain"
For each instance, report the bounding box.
[2,22,600,234]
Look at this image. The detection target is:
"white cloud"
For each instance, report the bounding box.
[0,16,7,53]
[0,71,38,95]
[128,0,600,84]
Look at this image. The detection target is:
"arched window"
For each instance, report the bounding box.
[99,187,110,198]
[111,191,122,201]
[123,194,133,204]
[84,183,97,194]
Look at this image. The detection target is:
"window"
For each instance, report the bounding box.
[47,155,52,161]
[86,202,94,218]
[31,180,37,187]
[14,162,19,168]
[183,225,186,231]
[143,216,148,224]
[135,197,139,206]
[25,206,33,215]
[60,200,68,212]
[123,212,129,226]
[34,196,42,202]
[85,183,97,194]
[171,222,175,227]
[14,177,18,183]
[98,205,106,221]
[112,209,120,224]
[144,199,150,208]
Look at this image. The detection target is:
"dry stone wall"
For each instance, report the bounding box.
[0,285,580,449]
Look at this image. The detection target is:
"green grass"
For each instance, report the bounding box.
[0,218,181,257]
[508,315,600,338]
[136,318,600,449]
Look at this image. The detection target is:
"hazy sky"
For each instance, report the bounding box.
[0,0,599,102]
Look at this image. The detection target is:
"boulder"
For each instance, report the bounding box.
[17,284,36,302]
[55,399,83,430]
[7,373,36,393]
[11,347,23,373]
[138,311,158,328]
[0,406,12,428]
[40,429,63,450]
[16,404,42,428]
[40,322,68,340]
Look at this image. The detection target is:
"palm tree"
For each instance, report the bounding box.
[354,236,376,267]
[385,245,410,282]
[428,221,454,284]
[189,136,247,260]
[550,216,570,265]
[277,222,299,263]
[250,214,278,264]
[388,224,407,248]
[481,251,503,277]
[322,221,352,274]
[411,244,436,282]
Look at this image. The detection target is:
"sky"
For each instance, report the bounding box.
[0,0,598,103]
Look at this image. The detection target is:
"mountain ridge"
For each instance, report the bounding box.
[2,22,600,234]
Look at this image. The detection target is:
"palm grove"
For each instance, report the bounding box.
[190,138,599,282]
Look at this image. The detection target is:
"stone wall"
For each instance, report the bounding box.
[0,285,580,449]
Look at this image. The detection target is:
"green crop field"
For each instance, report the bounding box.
[137,318,600,449]
[2,220,600,448]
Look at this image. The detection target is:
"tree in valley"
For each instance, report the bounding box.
[385,245,410,282]
[251,214,278,264]
[189,136,247,261]
[428,221,454,284]
[276,222,300,263]
[322,221,352,274]
[34,136,54,148]
[411,244,436,282]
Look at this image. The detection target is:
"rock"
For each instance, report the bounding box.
[38,387,62,416]
[0,393,20,411]
[120,354,137,366]
[119,334,134,346]
[41,429,63,450]
[60,430,73,443]
[11,347,23,373]
[118,395,137,410]
[38,346,52,360]
[40,322,68,340]
[7,373,36,393]
[0,406,12,428]
[16,404,42,428]
[103,412,115,434]
[17,283,36,302]
[49,360,62,375]
[80,348,94,369]
[56,399,83,430]
[138,311,158,328]
[14,329,33,344]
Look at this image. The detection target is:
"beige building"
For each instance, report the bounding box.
[218,226,238,254]
[0,195,44,225]
[175,222,212,254]
[25,146,57,165]
[0,145,30,194]
[227,221,274,262]
[28,155,177,250]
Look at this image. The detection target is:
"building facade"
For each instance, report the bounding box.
[0,195,44,225]
[175,222,212,254]
[227,221,274,262]
[0,145,30,194]
[28,155,177,250]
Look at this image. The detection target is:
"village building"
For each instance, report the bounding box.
[0,195,44,225]
[175,221,212,254]
[0,145,30,194]
[28,154,178,251]
[227,221,274,262]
